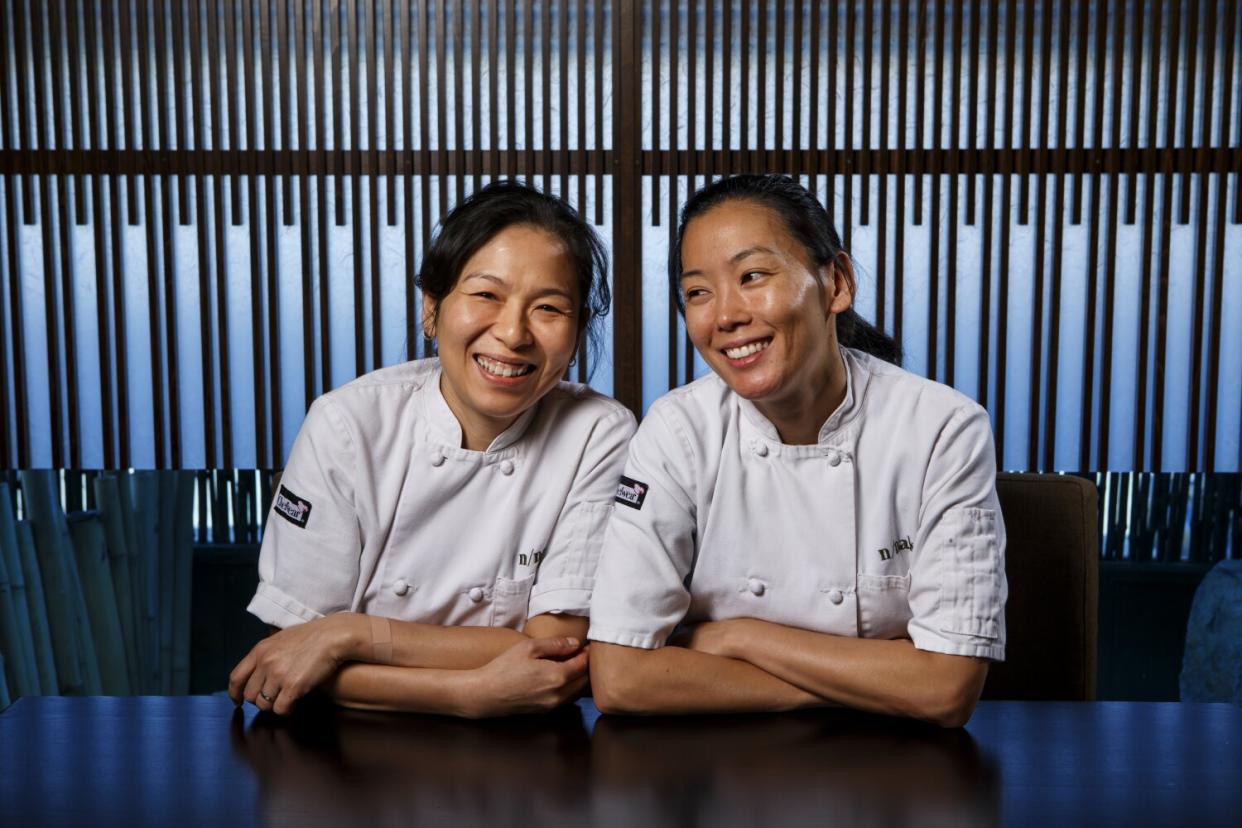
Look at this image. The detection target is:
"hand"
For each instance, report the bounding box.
[228,614,366,715]
[462,637,590,718]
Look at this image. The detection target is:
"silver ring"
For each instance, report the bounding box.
[259,691,274,703]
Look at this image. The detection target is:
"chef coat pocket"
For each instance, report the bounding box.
[939,507,1003,640]
[857,573,913,639]
[491,574,536,629]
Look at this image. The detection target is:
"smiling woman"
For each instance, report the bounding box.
[228,181,635,718]
[588,175,1007,727]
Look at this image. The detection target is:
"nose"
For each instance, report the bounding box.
[492,299,533,350]
[715,284,751,331]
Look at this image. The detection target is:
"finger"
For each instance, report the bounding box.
[242,667,269,707]
[525,636,582,659]
[559,673,590,702]
[228,652,257,704]
[255,685,280,712]
[557,650,590,680]
[271,687,295,717]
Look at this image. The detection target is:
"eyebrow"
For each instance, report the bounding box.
[460,272,575,302]
[681,246,779,279]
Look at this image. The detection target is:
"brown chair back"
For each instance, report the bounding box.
[981,473,1099,700]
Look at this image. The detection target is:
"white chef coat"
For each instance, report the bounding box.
[588,347,1007,661]
[247,358,636,630]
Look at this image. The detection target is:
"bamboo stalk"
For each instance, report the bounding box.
[0,483,39,696]
[66,512,130,695]
[14,521,56,694]
[128,471,160,694]
[93,474,140,691]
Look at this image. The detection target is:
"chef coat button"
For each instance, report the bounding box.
[827,588,844,605]
[392,579,410,597]
[753,442,769,458]
[468,587,485,603]
[828,451,842,467]
[499,459,515,476]
[430,451,446,467]
[747,578,765,596]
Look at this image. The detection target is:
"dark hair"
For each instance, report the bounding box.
[416,179,611,372]
[671,174,902,365]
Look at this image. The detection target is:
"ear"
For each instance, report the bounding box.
[825,252,855,316]
[421,296,439,340]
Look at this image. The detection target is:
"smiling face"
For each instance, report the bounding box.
[423,224,581,451]
[679,199,854,435]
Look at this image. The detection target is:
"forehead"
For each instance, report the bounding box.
[460,224,577,291]
[681,200,801,268]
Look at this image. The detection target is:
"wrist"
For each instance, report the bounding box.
[455,668,489,719]
[334,612,370,662]
[722,618,756,661]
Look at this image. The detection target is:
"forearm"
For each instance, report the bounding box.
[331,612,585,670]
[726,621,988,727]
[324,662,480,716]
[589,642,825,715]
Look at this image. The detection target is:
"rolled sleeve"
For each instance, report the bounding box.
[588,404,698,649]
[530,408,637,618]
[248,397,362,629]
[906,406,1008,661]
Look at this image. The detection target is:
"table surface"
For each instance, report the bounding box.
[2,696,1241,827]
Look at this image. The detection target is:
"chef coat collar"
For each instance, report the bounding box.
[422,360,539,452]
[736,346,870,445]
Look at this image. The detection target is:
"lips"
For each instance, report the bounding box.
[474,354,535,378]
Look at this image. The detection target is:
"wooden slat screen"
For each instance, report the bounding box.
[0,1,1239,472]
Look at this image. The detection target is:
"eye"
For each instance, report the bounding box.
[471,291,498,301]
[536,303,571,315]
[683,287,709,303]
[740,270,766,284]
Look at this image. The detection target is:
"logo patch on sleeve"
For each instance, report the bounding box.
[615,476,649,510]
[273,485,313,528]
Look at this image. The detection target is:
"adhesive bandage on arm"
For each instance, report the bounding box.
[370,616,393,665]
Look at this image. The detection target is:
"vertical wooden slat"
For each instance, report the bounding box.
[790,0,800,181]
[979,0,999,414]
[170,0,189,224]
[65,0,87,225]
[1098,1,1126,469]
[894,0,909,348]
[1071,0,1090,223]
[242,0,269,468]
[386,0,400,219]
[613,0,643,414]
[522,0,532,186]
[225,0,243,224]
[913,0,926,224]
[155,0,182,467]
[875,0,889,332]
[108,0,130,466]
[189,0,216,468]
[1026,0,1054,469]
[995,0,1018,465]
[860,0,871,224]
[505,0,516,179]
[332,0,346,225]
[50,0,83,467]
[807,0,817,197]
[541,0,552,193]
[366,0,383,371]
[927,0,944,378]
[1204,0,1239,470]
[841,0,853,251]
[490,0,500,185]
[208,0,233,464]
[0,0,22,465]
[1133,0,1163,469]
[559,0,569,198]
[723,0,733,184]
[295,0,317,406]
[689,0,699,198]
[650,0,660,227]
[1018,0,1035,223]
[742,0,751,170]
[593,0,604,224]
[418,0,432,275]
[404,0,417,353]
[1151,0,1186,471]
[11,0,34,223]
[455,0,467,201]
[277,0,294,225]
[1125,0,1143,224]
[965,0,980,225]
[577,0,587,221]
[704,0,714,190]
[668,0,680,389]
[1080,0,1110,470]
[944,0,962,387]
[1043,0,1072,470]
[264,0,283,460]
[826,0,836,210]
[1177,0,1198,224]
[756,0,766,174]
[313,0,332,377]
[136,2,165,465]
[348,0,366,376]
[1187,0,1214,468]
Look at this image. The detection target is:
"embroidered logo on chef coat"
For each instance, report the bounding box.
[878,535,913,561]
[615,476,649,510]
[273,485,313,529]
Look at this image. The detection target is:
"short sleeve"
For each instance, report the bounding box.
[527,406,638,618]
[247,397,363,628]
[906,405,1008,661]
[588,403,699,649]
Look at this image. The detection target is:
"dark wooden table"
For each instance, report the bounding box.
[2,696,1240,827]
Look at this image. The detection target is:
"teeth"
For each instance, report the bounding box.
[476,355,533,378]
[724,339,771,359]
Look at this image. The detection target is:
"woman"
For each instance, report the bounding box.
[229,181,635,717]
[588,175,1006,726]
